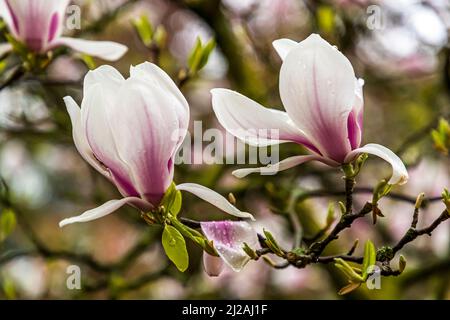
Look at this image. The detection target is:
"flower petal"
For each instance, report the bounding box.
[272,38,298,60]
[211,88,318,151]
[83,64,125,100]
[64,96,110,178]
[344,143,409,185]
[54,37,128,61]
[232,155,339,178]
[4,0,69,51]
[176,183,255,221]
[130,62,190,149]
[105,78,184,205]
[59,197,152,227]
[201,221,258,272]
[347,78,365,149]
[82,83,139,198]
[202,253,224,277]
[279,34,357,162]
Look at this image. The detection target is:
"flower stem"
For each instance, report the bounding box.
[167,214,217,256]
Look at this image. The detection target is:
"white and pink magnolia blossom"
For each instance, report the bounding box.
[59,62,254,227]
[0,0,127,61]
[211,34,408,185]
[201,221,259,274]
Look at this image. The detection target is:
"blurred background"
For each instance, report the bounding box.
[0,0,449,299]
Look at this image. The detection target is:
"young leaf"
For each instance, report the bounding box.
[160,182,182,215]
[338,201,346,215]
[442,189,450,214]
[198,38,215,70]
[362,240,376,280]
[0,209,16,242]
[133,15,153,47]
[326,202,335,226]
[263,229,284,257]
[162,225,189,272]
[80,54,96,70]
[153,26,167,48]
[334,258,364,283]
[171,190,182,216]
[317,5,335,34]
[338,282,361,295]
[242,242,258,260]
[188,37,203,74]
[399,255,406,273]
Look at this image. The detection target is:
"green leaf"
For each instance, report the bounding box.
[372,179,392,204]
[188,37,203,74]
[80,54,96,70]
[334,258,364,283]
[242,242,258,259]
[442,189,450,215]
[5,34,27,55]
[198,38,216,70]
[133,15,153,47]
[171,190,182,216]
[263,229,284,257]
[0,208,16,242]
[326,202,335,226]
[399,255,406,273]
[162,225,189,272]
[338,201,346,215]
[338,282,361,295]
[317,5,335,34]
[153,25,167,48]
[362,240,376,280]
[354,153,368,176]
[2,277,16,300]
[160,182,182,216]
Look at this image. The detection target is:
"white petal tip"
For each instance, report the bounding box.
[235,212,257,221]
[59,219,71,228]
[210,88,230,97]
[231,169,250,179]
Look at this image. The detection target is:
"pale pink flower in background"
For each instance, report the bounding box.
[3,257,48,299]
[211,34,408,185]
[357,0,448,76]
[0,0,127,60]
[59,62,254,228]
[333,0,371,7]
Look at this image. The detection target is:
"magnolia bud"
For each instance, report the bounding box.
[202,253,224,277]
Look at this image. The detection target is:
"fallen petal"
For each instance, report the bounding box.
[201,221,258,272]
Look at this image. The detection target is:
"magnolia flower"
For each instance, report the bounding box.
[357,0,448,75]
[59,62,254,227]
[211,34,408,185]
[0,0,127,61]
[201,221,259,274]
